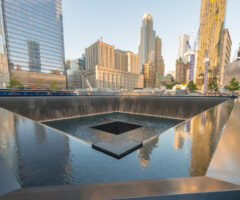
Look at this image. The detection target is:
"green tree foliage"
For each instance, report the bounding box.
[187,80,197,92]
[7,77,24,89]
[165,82,182,89]
[208,80,219,93]
[226,78,240,95]
[50,81,57,91]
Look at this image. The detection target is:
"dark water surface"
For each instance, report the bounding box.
[0,100,234,187]
[43,113,182,145]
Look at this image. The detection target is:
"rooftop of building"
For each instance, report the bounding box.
[142,13,153,21]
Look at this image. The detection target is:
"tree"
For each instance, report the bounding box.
[208,80,219,94]
[7,77,24,89]
[187,80,197,92]
[50,81,57,91]
[226,78,240,96]
[164,82,182,90]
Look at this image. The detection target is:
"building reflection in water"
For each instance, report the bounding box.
[207,100,240,184]
[137,137,159,169]
[0,99,235,186]
[173,100,234,176]
[0,108,73,186]
[0,108,20,181]
[174,121,192,150]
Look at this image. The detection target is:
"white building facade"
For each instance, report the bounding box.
[178,34,190,63]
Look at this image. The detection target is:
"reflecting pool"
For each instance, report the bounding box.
[0,100,234,187]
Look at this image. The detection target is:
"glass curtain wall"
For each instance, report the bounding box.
[2,0,65,73]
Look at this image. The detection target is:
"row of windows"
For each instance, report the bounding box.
[8,30,62,53]
[33,0,63,9]
[8,43,63,61]
[9,53,63,67]
[8,37,64,57]
[96,80,137,89]
[5,0,62,29]
[9,59,63,72]
[4,10,62,41]
[5,15,62,43]
[5,0,62,15]
[9,52,63,67]
[6,24,63,51]
[99,72,137,83]
[5,9,62,36]
[6,16,62,42]
[11,67,59,74]
[22,0,63,17]
[7,31,64,53]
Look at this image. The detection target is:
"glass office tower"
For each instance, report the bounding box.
[2,0,65,73]
[0,0,66,88]
[0,0,10,88]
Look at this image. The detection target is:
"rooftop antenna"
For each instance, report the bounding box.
[101,36,103,42]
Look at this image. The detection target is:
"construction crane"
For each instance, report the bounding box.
[86,79,93,91]
[231,43,240,62]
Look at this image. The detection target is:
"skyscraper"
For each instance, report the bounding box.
[138,13,165,88]
[175,58,189,83]
[138,13,156,74]
[178,34,190,63]
[219,29,232,87]
[196,0,226,87]
[0,0,66,88]
[143,61,155,88]
[155,36,165,76]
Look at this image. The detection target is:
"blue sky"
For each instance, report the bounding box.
[63,0,240,74]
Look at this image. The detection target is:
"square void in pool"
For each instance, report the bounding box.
[91,121,142,135]
[43,113,183,158]
[43,112,183,146]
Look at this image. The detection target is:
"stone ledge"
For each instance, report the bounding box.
[1,177,240,200]
[114,190,240,200]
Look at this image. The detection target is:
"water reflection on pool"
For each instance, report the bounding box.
[0,100,234,187]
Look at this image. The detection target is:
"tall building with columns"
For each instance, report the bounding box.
[155,36,165,76]
[219,28,232,87]
[138,13,165,88]
[138,13,156,74]
[196,0,227,87]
